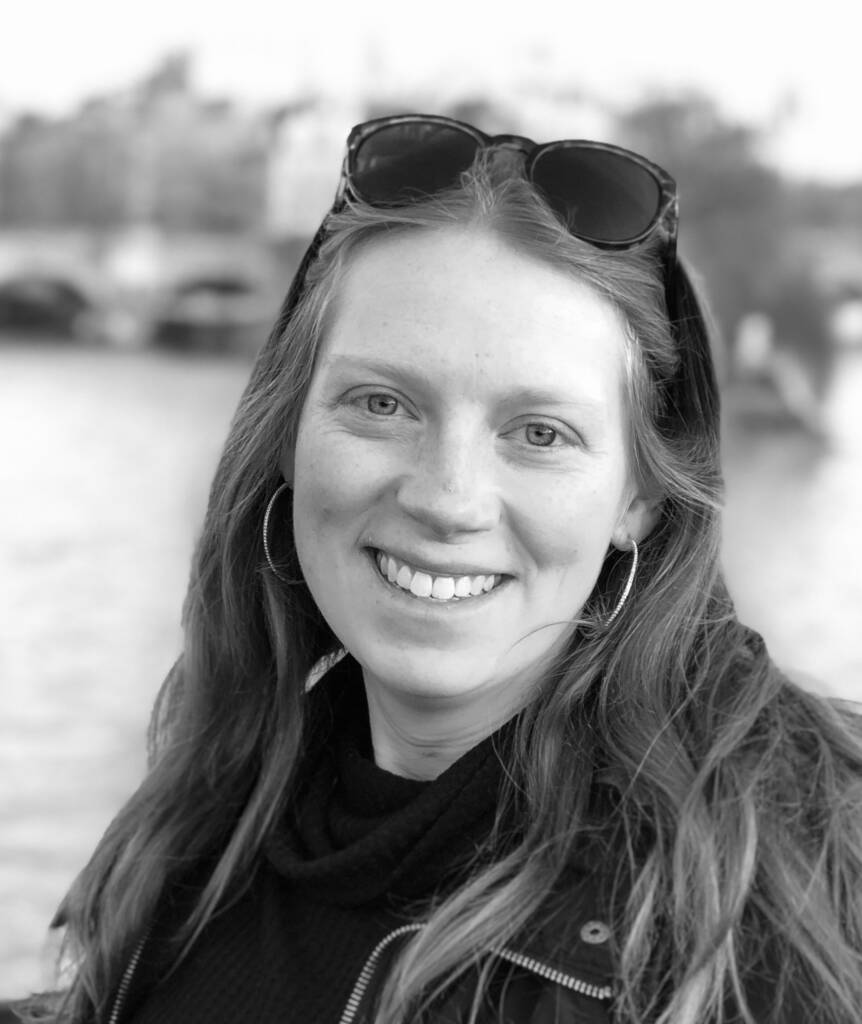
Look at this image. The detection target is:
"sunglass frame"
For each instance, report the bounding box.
[338,113,678,255]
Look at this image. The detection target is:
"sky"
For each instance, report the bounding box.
[1,0,860,182]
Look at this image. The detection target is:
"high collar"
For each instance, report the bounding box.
[264,654,516,907]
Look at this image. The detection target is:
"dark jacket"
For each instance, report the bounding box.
[102,861,617,1024]
[96,807,811,1024]
[99,861,806,1024]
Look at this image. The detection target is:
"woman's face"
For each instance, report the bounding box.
[285,227,654,712]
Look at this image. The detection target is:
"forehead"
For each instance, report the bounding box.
[320,227,629,406]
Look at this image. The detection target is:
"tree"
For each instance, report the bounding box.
[616,94,789,337]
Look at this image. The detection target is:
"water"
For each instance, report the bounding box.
[1,339,860,997]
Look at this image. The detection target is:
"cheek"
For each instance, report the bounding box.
[292,441,343,545]
[291,444,356,607]
[291,422,379,546]
[516,480,622,575]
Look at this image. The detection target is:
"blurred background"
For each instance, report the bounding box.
[1,0,861,999]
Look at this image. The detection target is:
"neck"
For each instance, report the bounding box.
[362,675,530,781]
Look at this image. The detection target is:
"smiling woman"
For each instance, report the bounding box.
[21,115,862,1024]
[286,230,656,777]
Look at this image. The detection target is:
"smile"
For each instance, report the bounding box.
[372,549,505,603]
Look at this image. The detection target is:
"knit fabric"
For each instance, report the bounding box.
[124,656,512,1024]
[267,654,510,905]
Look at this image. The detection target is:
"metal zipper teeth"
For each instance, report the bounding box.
[339,923,613,1024]
[338,923,424,1024]
[493,946,614,1001]
[107,928,151,1024]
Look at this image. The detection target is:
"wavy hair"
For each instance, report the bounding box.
[49,156,862,1024]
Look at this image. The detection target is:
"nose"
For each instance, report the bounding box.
[396,427,500,538]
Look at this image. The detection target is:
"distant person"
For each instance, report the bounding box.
[21,115,862,1023]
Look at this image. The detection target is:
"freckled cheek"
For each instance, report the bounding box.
[293,432,383,533]
[514,487,619,576]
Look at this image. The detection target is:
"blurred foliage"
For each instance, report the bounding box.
[790,180,862,232]
[616,94,854,373]
[618,97,787,327]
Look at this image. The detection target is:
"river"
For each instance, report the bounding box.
[1,339,860,997]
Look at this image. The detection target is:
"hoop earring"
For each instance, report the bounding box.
[262,481,301,583]
[605,539,638,627]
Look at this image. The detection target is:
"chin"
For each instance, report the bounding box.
[356,637,554,715]
[356,647,505,704]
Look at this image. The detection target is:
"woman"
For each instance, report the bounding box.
[28,115,862,1023]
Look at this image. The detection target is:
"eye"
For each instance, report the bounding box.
[523,422,559,447]
[365,393,399,416]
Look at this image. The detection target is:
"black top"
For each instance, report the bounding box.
[125,655,514,1024]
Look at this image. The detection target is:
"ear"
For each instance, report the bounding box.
[612,493,661,550]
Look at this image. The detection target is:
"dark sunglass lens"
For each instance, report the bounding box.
[532,147,662,243]
[352,122,480,204]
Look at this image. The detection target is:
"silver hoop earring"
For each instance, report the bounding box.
[606,538,638,626]
[262,481,299,583]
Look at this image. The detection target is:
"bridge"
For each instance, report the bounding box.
[0,227,301,351]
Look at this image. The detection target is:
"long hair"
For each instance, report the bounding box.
[52,157,862,1024]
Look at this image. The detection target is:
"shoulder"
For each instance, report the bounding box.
[713,624,862,772]
[714,630,862,1021]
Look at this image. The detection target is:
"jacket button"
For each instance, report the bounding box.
[579,920,610,944]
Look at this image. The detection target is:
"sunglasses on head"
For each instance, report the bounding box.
[337,113,679,271]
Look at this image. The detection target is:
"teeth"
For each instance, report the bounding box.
[374,550,501,602]
[409,572,433,598]
[431,576,456,600]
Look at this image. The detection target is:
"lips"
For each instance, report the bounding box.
[372,549,504,602]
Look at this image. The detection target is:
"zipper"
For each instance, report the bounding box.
[112,922,613,1024]
[339,923,613,1024]
[338,923,424,1024]
[493,946,615,1001]
[107,927,151,1024]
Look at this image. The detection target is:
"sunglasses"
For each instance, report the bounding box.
[275,114,717,439]
[338,114,678,268]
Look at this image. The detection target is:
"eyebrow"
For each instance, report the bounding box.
[325,355,606,414]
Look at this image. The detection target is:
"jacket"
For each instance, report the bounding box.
[101,856,809,1024]
[105,865,617,1024]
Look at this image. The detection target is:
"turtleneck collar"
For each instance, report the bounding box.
[264,654,517,907]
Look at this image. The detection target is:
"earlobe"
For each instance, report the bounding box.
[613,494,661,550]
